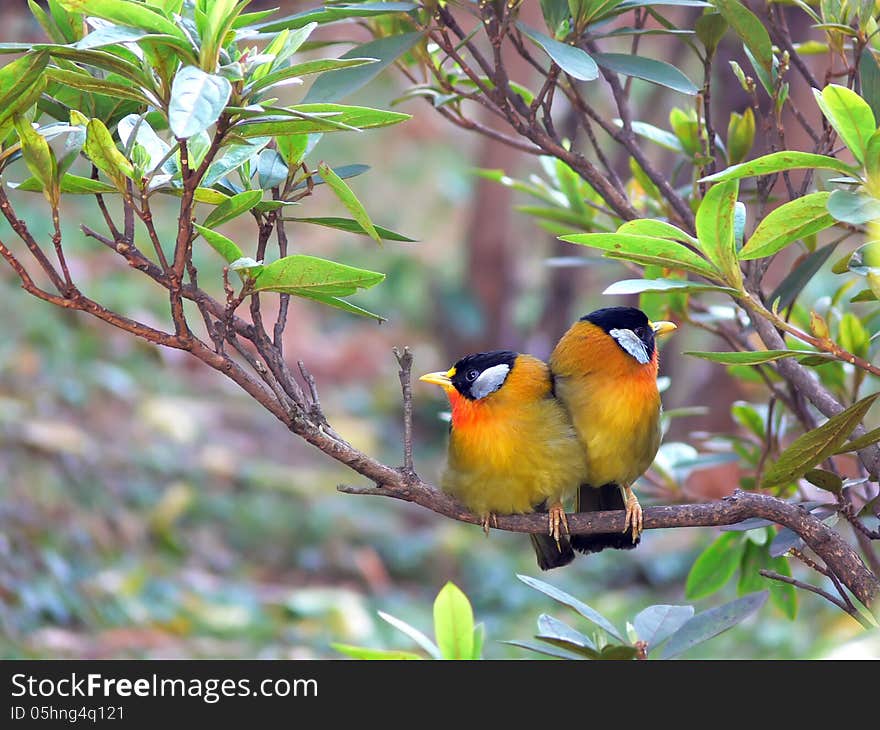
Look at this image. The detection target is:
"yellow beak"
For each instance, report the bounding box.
[419,367,456,389]
[651,320,677,336]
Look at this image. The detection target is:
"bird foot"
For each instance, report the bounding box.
[622,486,643,542]
[547,501,569,548]
[481,513,498,535]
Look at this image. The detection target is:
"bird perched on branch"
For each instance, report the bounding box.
[419,350,588,570]
[550,306,676,554]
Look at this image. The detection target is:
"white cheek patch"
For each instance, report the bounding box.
[471,363,511,399]
[609,328,649,364]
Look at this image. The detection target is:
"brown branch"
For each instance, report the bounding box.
[393,346,415,476]
[759,569,873,628]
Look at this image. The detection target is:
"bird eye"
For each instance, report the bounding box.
[466,369,478,381]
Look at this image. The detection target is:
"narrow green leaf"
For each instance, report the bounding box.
[535,614,597,653]
[827,189,880,225]
[859,48,880,122]
[633,605,695,647]
[603,278,735,295]
[814,84,876,164]
[251,254,384,296]
[303,32,423,103]
[0,50,49,112]
[250,57,376,95]
[685,349,831,364]
[501,640,582,660]
[84,118,134,191]
[659,591,768,659]
[713,0,773,72]
[762,392,880,488]
[12,173,118,195]
[804,468,844,493]
[236,105,410,137]
[202,189,263,229]
[433,582,475,660]
[57,0,187,39]
[317,161,380,244]
[377,611,441,660]
[561,232,720,280]
[833,425,880,454]
[331,643,422,660]
[286,216,415,242]
[516,574,624,641]
[617,218,699,245]
[517,23,599,81]
[44,67,149,105]
[593,52,699,94]
[696,180,741,283]
[685,532,744,600]
[254,3,417,34]
[700,151,858,182]
[290,290,384,321]
[768,242,839,311]
[13,116,58,205]
[194,224,245,264]
[740,192,835,260]
[626,120,685,152]
[169,66,232,139]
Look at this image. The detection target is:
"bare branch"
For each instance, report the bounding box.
[393,346,415,476]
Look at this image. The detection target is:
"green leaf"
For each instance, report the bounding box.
[632,605,695,647]
[685,532,745,600]
[202,189,263,229]
[377,611,442,660]
[726,107,755,164]
[251,254,384,296]
[860,48,880,122]
[75,24,151,49]
[603,278,735,295]
[169,66,232,139]
[13,116,58,206]
[833,425,880,454]
[516,574,624,641]
[250,57,377,96]
[814,84,876,164]
[57,0,187,39]
[44,67,149,105]
[236,104,410,137]
[194,224,245,264]
[804,468,844,493]
[696,180,741,284]
[286,217,415,242]
[700,151,858,182]
[768,242,839,311]
[517,23,599,81]
[848,240,880,277]
[685,349,831,364]
[501,640,582,660]
[331,643,422,660]
[560,232,719,279]
[617,219,699,245]
[712,0,773,73]
[827,190,880,225]
[535,613,598,654]
[627,120,685,152]
[290,290,384,321]
[593,52,699,94]
[0,50,49,114]
[659,591,768,659]
[432,582,475,660]
[838,311,870,358]
[471,623,484,660]
[12,173,118,195]
[83,118,133,192]
[740,192,835,260]
[303,32,422,103]
[762,392,880,488]
[257,148,289,189]
[317,161,381,244]
[737,539,767,595]
[255,3,418,34]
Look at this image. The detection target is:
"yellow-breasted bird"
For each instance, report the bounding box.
[550,306,676,554]
[419,350,588,569]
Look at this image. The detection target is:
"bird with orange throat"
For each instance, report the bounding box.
[550,307,676,553]
[419,351,588,570]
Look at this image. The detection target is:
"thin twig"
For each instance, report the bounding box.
[393,346,415,476]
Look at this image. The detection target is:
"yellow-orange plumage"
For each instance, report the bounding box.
[550,319,661,488]
[442,355,588,517]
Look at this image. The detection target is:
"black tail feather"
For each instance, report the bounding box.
[571,483,640,554]
[529,533,576,570]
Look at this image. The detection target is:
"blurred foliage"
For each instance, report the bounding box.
[0,0,877,662]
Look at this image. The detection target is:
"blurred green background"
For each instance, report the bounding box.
[0,0,871,659]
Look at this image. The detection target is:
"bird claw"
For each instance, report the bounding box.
[547,502,569,549]
[481,513,498,535]
[622,486,643,542]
